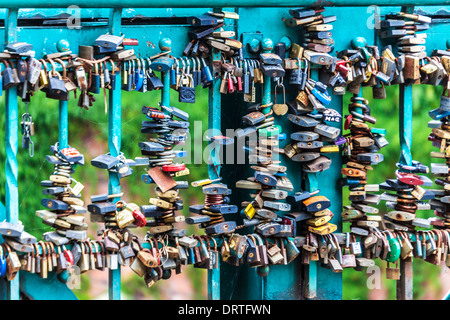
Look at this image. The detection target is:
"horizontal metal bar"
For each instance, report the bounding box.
[22,230,443,256]
[0,0,446,8]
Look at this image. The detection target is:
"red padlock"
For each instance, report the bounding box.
[282,218,295,237]
[227,74,235,93]
[395,170,423,186]
[282,218,293,227]
[237,76,243,92]
[210,135,233,145]
[122,38,139,46]
[60,147,81,157]
[335,60,349,78]
[344,114,352,130]
[132,209,147,227]
[63,246,74,266]
[147,110,166,119]
[162,163,186,172]
[143,106,159,112]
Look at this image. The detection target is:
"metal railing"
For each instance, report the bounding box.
[0,1,449,300]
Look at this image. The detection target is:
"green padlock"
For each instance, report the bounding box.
[386,234,401,263]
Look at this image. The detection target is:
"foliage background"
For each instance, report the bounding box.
[0,83,447,300]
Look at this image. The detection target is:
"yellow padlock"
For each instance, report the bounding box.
[244,203,256,219]
[38,59,49,89]
[320,145,340,153]
[308,223,337,235]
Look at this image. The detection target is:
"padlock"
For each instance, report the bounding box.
[147,70,164,91]
[201,57,213,88]
[88,62,101,94]
[2,60,20,89]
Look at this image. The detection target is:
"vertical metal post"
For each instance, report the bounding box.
[397,257,413,300]
[260,38,272,300]
[302,69,321,300]
[303,69,343,300]
[207,49,223,181]
[397,7,415,297]
[4,7,20,301]
[303,173,318,300]
[108,7,122,301]
[261,38,273,115]
[399,6,414,168]
[399,84,413,167]
[398,2,414,296]
[59,101,69,149]
[260,38,305,300]
[159,38,171,114]
[303,257,317,299]
[398,83,414,300]
[161,70,170,111]
[208,262,221,300]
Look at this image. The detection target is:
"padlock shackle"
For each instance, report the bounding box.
[54,58,67,78]
[135,57,141,70]
[47,58,57,77]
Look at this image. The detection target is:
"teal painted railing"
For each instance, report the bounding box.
[1,1,449,300]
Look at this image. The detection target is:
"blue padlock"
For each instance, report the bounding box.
[278,133,287,141]
[200,57,213,88]
[345,178,362,186]
[188,247,196,264]
[311,87,331,105]
[134,64,144,91]
[170,60,177,86]
[273,171,287,177]
[189,15,217,27]
[429,107,450,120]
[127,59,141,91]
[138,58,148,93]
[308,79,327,93]
[151,57,174,73]
[89,62,100,94]
[174,150,187,158]
[141,174,154,185]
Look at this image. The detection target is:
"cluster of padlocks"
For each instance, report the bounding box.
[0,7,450,292]
[139,103,190,235]
[430,94,450,229]
[341,96,387,230]
[37,144,88,242]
